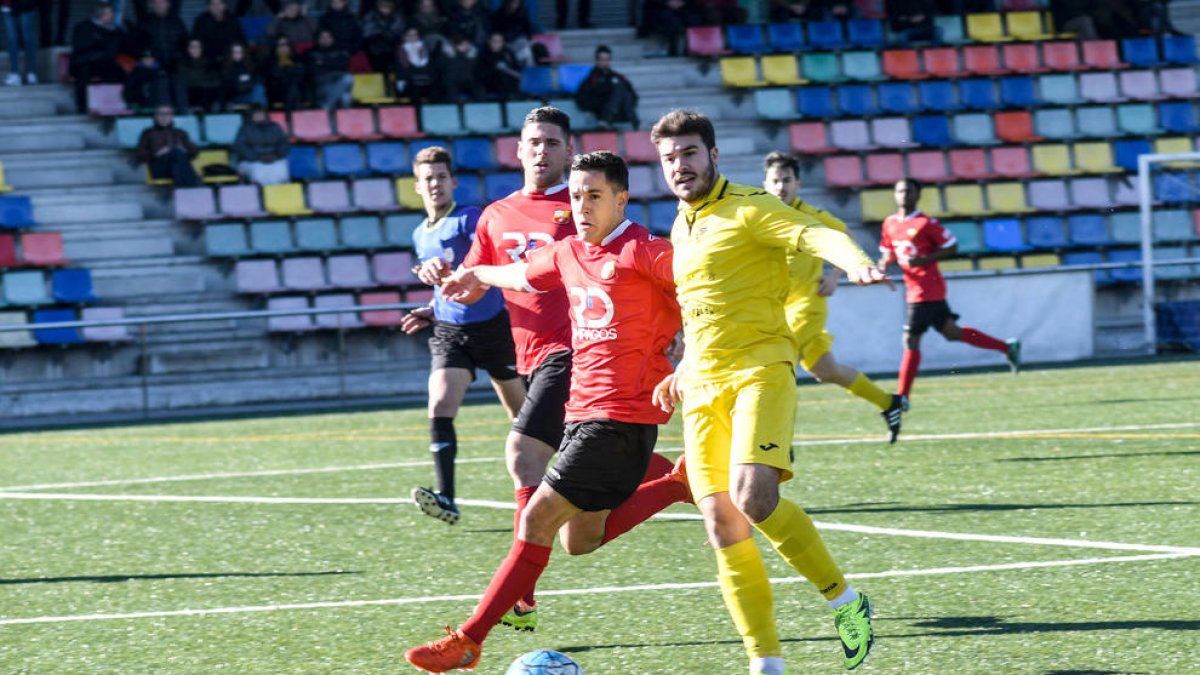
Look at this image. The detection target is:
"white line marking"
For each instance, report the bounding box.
[791,421,1200,446]
[0,552,1189,627]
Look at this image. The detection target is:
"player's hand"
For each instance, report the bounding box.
[440,268,482,302]
[652,372,684,414]
[417,258,452,287]
[399,306,433,334]
[846,266,896,291]
[817,271,840,297]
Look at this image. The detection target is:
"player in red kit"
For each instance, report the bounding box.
[878,179,1021,405]
[403,151,691,673]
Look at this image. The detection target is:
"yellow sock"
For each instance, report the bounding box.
[848,372,892,411]
[715,538,780,660]
[755,498,848,601]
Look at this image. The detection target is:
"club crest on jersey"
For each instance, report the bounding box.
[553,209,571,225]
[600,260,616,280]
[907,228,918,236]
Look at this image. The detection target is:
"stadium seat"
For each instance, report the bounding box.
[291,110,337,142]
[1109,211,1141,243]
[234,259,281,293]
[581,131,619,154]
[406,288,435,304]
[1163,34,1199,65]
[1042,41,1084,71]
[268,111,289,134]
[327,254,372,288]
[1006,11,1053,41]
[2,270,48,304]
[557,63,592,93]
[287,146,323,180]
[205,223,250,257]
[80,306,130,342]
[1032,144,1074,176]
[360,291,404,327]
[837,84,876,116]
[999,76,1038,108]
[350,73,393,105]
[0,161,10,192]
[264,183,314,216]
[962,45,1006,76]
[761,55,805,86]
[1121,37,1161,67]
[1155,172,1194,203]
[384,213,420,247]
[912,115,952,146]
[340,216,384,250]
[882,50,923,80]
[1117,104,1159,136]
[959,79,999,110]
[313,293,363,329]
[965,13,1007,42]
[1027,179,1071,210]
[766,22,806,52]
[822,156,868,188]
[172,115,202,145]
[1063,250,1106,281]
[990,146,1035,178]
[420,103,465,136]
[20,232,68,266]
[1156,208,1195,240]
[378,106,422,138]
[295,218,339,251]
[808,19,846,50]
[865,153,905,184]
[1107,248,1143,283]
[944,185,986,216]
[484,172,524,202]
[952,113,997,145]
[754,89,795,120]
[461,102,506,135]
[1155,136,1196,157]
[1037,73,1080,106]
[51,268,96,303]
[842,51,883,81]
[687,26,731,56]
[323,144,367,177]
[1001,44,1045,74]
[934,15,966,43]
[87,83,130,116]
[1026,216,1069,248]
[945,221,984,253]
[949,148,991,180]
[629,165,666,199]
[977,255,1017,270]
[218,185,267,218]
[394,177,423,210]
[530,33,568,63]
[1074,142,1121,173]
[1079,40,1125,71]
[720,57,762,87]
[366,141,409,175]
[625,202,647,229]
[996,111,1041,142]
[248,220,294,254]
[115,117,152,149]
[988,182,1033,213]
[1076,106,1118,138]
[504,100,540,130]
[1152,245,1191,279]
[1160,68,1199,99]
[921,48,962,81]
[623,131,660,163]
[830,120,874,151]
[352,176,398,211]
[200,113,241,146]
[454,137,497,171]
[983,218,1030,251]
[1079,72,1120,102]
[452,174,483,206]
[726,24,767,54]
[797,87,837,118]
[939,258,975,272]
[859,189,895,222]
[848,19,885,48]
[173,187,218,221]
[1032,108,1075,140]
[31,308,82,344]
[648,200,678,235]
[918,80,958,111]
[800,53,841,83]
[907,151,950,182]
[281,257,328,291]
[789,122,836,154]
[373,251,418,285]
[0,233,15,267]
[194,150,237,184]
[1119,70,1162,100]
[1070,176,1114,209]
[918,188,946,218]
[1114,139,1152,171]
[334,108,380,141]
[266,296,314,332]
[878,82,919,114]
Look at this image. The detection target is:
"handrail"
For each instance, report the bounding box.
[0,302,426,333]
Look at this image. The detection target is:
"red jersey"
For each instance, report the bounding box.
[879,211,956,303]
[463,183,575,374]
[524,221,680,425]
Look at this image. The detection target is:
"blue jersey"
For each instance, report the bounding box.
[412,203,505,325]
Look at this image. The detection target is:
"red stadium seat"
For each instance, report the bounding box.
[1081,40,1126,70]
[623,131,660,164]
[268,111,289,134]
[1042,41,1085,71]
[789,122,836,154]
[378,106,423,138]
[990,146,1036,178]
[921,47,963,78]
[823,156,868,187]
[882,50,924,79]
[360,291,404,327]
[1001,43,1046,73]
[494,136,522,169]
[962,45,1007,75]
[581,131,619,154]
[686,26,732,56]
[906,151,950,183]
[865,153,905,184]
[994,111,1041,143]
[19,232,69,266]
[948,149,993,180]
[0,234,16,267]
[291,110,337,143]
[335,108,381,140]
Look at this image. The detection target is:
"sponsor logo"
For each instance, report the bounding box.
[758,442,779,452]
[568,285,617,341]
[501,231,557,262]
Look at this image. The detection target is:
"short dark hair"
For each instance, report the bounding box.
[413,145,454,172]
[763,151,799,178]
[571,151,628,192]
[900,178,922,195]
[523,106,571,139]
[595,45,611,58]
[651,109,716,151]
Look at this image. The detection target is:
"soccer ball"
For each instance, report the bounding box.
[504,649,584,674]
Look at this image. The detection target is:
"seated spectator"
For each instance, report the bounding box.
[124,50,186,110]
[308,28,352,109]
[3,0,39,86]
[446,0,489,48]
[178,38,222,112]
[768,0,852,21]
[221,42,267,107]
[266,0,317,51]
[694,0,745,24]
[362,0,405,72]
[886,0,935,42]
[438,33,483,102]
[132,0,189,73]
[69,1,126,113]
[410,0,448,54]
[135,104,200,186]
[264,34,309,109]
[576,45,639,129]
[232,103,291,184]
[490,0,534,65]
[317,0,362,52]
[640,0,698,57]
[393,26,436,102]
[475,31,520,100]
[129,0,181,23]
[192,0,245,66]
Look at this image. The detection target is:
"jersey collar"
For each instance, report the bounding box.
[523,181,569,196]
[901,209,923,221]
[685,175,729,213]
[422,201,458,229]
[591,219,633,247]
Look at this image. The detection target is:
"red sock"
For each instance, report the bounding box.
[601,474,689,545]
[513,486,537,606]
[898,349,921,397]
[641,452,674,483]
[459,539,552,645]
[960,326,1008,353]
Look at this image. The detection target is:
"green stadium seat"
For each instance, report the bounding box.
[801,53,841,83]
[340,216,384,249]
[3,270,49,305]
[841,51,883,81]
[463,102,506,134]
[753,89,795,120]
[384,213,421,247]
[250,220,296,254]
[0,310,34,348]
[295,218,339,251]
[945,221,984,253]
[1117,104,1159,136]
[420,103,465,136]
[205,223,250,257]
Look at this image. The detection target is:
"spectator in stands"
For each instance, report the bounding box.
[2,0,38,86]
[179,39,222,112]
[556,0,590,29]
[446,0,489,48]
[439,33,484,102]
[475,31,520,100]
[362,0,406,72]
[410,0,447,51]
[233,0,282,16]
[124,49,187,110]
[576,45,639,130]
[693,0,745,24]
[265,34,309,109]
[768,0,852,22]
[135,104,200,186]
[886,0,935,42]
[70,2,126,112]
[640,0,698,57]
[40,0,71,47]
[134,0,189,74]
[129,0,181,22]
[491,0,534,66]
[393,26,436,102]
[1135,0,1184,35]
[1049,0,1100,39]
[221,42,267,107]
[266,0,317,50]
[192,0,246,66]
[317,0,362,51]
[232,103,290,184]
[308,28,352,109]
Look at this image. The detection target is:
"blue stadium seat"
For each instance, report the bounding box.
[250,220,296,254]
[841,51,883,81]
[648,200,679,235]
[1159,101,1199,133]
[0,195,35,228]
[557,64,593,94]
[1077,106,1118,138]
[1114,139,1152,171]
[453,137,497,171]
[1155,172,1195,203]
[454,175,485,206]
[766,23,806,52]
[959,79,998,109]
[408,138,451,158]
[1068,214,1112,245]
[204,113,243,145]
[484,172,523,201]
[1063,250,1107,282]
[1026,216,1069,248]
[519,67,555,97]
[240,15,270,42]
[1163,34,1199,65]
[918,80,959,111]
[913,115,953,146]
[51,268,97,303]
[847,19,885,48]
[934,15,965,43]
[836,84,877,116]
[1108,248,1143,283]
[983,218,1030,251]
[1121,37,1161,67]
[366,141,410,174]
[796,87,837,118]
[323,143,367,177]
[808,19,846,50]
[33,308,83,345]
[878,82,919,114]
[287,146,322,180]
[625,202,647,228]
[727,24,767,54]
[999,77,1037,108]
[1034,108,1077,140]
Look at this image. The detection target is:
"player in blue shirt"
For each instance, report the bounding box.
[403,146,526,525]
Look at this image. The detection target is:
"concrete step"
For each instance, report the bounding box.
[0,98,58,119]
[62,231,176,262]
[7,164,116,189]
[32,200,146,226]
[0,130,87,154]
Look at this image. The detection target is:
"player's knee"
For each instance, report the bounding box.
[559,535,601,556]
[731,478,779,523]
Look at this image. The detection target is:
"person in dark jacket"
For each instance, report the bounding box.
[69,1,127,112]
[135,104,200,186]
[409,0,446,51]
[265,0,317,49]
[232,103,290,184]
[393,26,436,102]
[446,0,488,47]
[133,0,189,72]
[308,28,352,109]
[576,45,639,129]
[124,50,187,110]
[221,42,267,107]
[475,31,520,100]
[438,33,483,102]
[178,38,222,112]
[264,34,309,109]
[362,0,405,72]
[317,0,362,51]
[191,0,245,66]
[490,0,533,64]
[2,0,39,85]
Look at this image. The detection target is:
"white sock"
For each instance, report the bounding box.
[749,656,786,675]
[828,586,859,610]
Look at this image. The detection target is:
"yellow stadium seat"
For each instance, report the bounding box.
[143,165,172,186]
[1155,137,1200,168]
[719,57,763,87]
[1032,144,1075,176]
[395,177,424,210]
[1021,253,1062,268]
[986,182,1033,213]
[263,183,313,216]
[1073,142,1121,174]
[939,258,976,272]
[978,255,1017,270]
[761,55,806,86]
[194,150,239,184]
[859,189,895,222]
[966,13,1009,42]
[918,187,947,218]
[1005,11,1053,41]
[351,73,394,105]
[0,161,11,192]
[944,185,986,216]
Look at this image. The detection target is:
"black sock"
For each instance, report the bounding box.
[430,417,457,502]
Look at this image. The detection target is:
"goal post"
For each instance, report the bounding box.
[1136,152,1200,355]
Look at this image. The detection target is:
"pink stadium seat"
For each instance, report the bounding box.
[1001,43,1046,73]
[87,83,131,115]
[1112,179,1139,206]
[906,151,950,182]
[921,47,963,78]
[81,306,132,342]
[1079,72,1120,102]
[19,232,69,266]
[308,181,353,213]
[686,26,731,56]
[174,187,218,220]
[281,257,329,290]
[882,50,924,79]
[629,165,666,198]
[291,110,337,142]
[581,131,619,154]
[830,120,875,151]
[378,106,423,138]
[360,291,404,326]
[1081,40,1126,70]
[1159,68,1199,98]
[235,259,281,293]
[531,33,569,63]
[865,153,905,184]
[494,136,523,169]
[962,45,1007,75]
[1119,70,1162,100]
[267,296,314,332]
[623,131,660,163]
[948,148,993,180]
[870,118,911,149]
[990,146,1036,178]
[1027,179,1071,210]
[1042,42,1084,71]
[218,185,267,217]
[327,254,372,288]
[406,288,434,303]
[0,234,17,267]
[372,251,418,285]
[822,156,868,187]
[268,111,290,134]
[352,178,398,211]
[335,108,381,140]
[995,111,1041,143]
[314,293,364,328]
[789,122,836,154]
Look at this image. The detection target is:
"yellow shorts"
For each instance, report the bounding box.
[680,362,796,501]
[788,297,833,372]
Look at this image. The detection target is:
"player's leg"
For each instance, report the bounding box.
[489,375,526,421]
[411,365,473,525]
[939,315,1021,373]
[808,350,905,444]
[474,309,527,421]
[898,303,929,400]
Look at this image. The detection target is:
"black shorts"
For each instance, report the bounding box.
[429,310,519,382]
[511,349,572,450]
[544,420,658,512]
[905,300,960,337]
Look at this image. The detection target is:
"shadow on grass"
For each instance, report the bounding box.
[806,501,1197,515]
[1002,450,1200,463]
[0,570,359,585]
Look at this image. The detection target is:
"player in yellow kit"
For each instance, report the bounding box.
[650,111,891,675]
[762,152,905,443]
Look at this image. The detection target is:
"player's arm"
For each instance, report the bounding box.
[908,243,958,267]
[751,198,891,288]
[442,262,531,301]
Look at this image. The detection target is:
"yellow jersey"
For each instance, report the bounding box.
[785,196,850,298]
[670,176,874,378]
